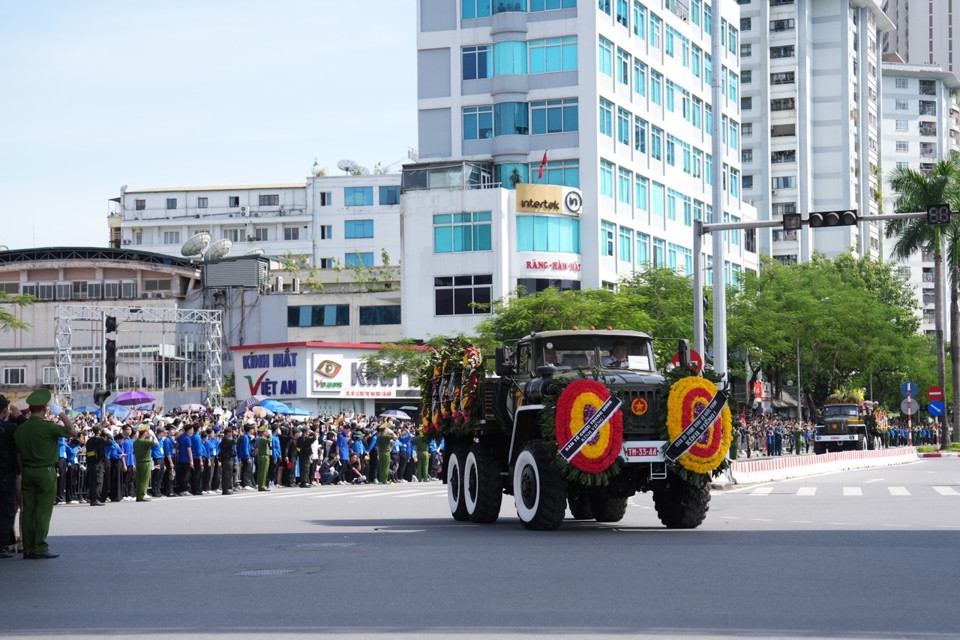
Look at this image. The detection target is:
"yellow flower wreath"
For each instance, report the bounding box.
[665,376,733,475]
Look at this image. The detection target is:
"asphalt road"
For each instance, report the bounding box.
[1,459,957,640]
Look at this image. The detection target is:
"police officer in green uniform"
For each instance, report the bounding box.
[133,424,157,502]
[376,422,396,485]
[414,427,430,482]
[256,424,272,491]
[13,389,76,559]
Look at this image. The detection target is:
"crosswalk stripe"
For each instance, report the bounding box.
[843,487,862,496]
[888,486,910,496]
[796,487,816,496]
[750,487,773,495]
[933,486,959,496]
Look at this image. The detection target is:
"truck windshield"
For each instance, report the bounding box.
[824,405,859,418]
[539,337,652,371]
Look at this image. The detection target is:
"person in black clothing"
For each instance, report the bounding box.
[84,426,108,507]
[281,428,297,487]
[296,428,316,487]
[219,427,237,495]
[0,396,26,557]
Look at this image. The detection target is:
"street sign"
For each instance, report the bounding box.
[672,349,704,374]
[900,381,918,397]
[928,385,944,402]
[901,397,919,415]
[928,401,945,417]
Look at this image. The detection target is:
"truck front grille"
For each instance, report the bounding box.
[617,387,661,438]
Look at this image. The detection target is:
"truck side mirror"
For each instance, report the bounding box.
[495,346,515,376]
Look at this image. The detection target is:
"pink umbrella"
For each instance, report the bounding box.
[112,390,156,406]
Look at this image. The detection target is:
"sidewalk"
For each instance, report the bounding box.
[711,447,920,488]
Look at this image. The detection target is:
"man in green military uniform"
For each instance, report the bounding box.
[13,389,76,559]
[133,424,157,502]
[413,427,430,482]
[256,424,272,491]
[376,422,396,485]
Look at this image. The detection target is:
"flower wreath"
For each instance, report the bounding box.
[664,375,733,477]
[539,374,624,487]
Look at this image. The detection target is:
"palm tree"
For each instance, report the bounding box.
[886,159,959,448]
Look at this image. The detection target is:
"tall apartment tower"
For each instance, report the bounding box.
[738,0,894,264]
[405,0,759,337]
[883,0,960,73]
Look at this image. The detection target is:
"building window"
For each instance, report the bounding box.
[434,275,492,316]
[601,221,615,256]
[529,37,578,74]
[463,45,492,80]
[284,227,300,241]
[771,97,795,111]
[223,228,243,243]
[742,70,752,84]
[463,105,494,140]
[770,18,795,31]
[379,185,400,205]
[166,198,177,210]
[741,97,752,111]
[359,305,401,326]
[598,0,611,15]
[635,175,648,210]
[135,199,145,211]
[530,98,578,134]
[143,279,172,292]
[253,227,269,242]
[772,175,797,189]
[462,0,492,18]
[599,98,613,137]
[82,366,101,386]
[529,0,576,10]
[895,99,909,111]
[616,47,630,85]
[530,159,580,187]
[650,70,663,104]
[896,141,909,153]
[600,159,614,197]
[896,120,909,132]
[770,45,795,58]
[771,150,796,163]
[318,191,333,206]
[3,368,25,386]
[742,149,753,163]
[344,186,374,206]
[770,71,795,85]
[197,197,208,208]
[287,305,349,328]
[344,252,375,267]
[650,126,663,160]
[617,107,631,145]
[598,36,613,76]
[258,194,279,206]
[163,231,180,245]
[494,101,529,136]
[319,225,333,240]
[434,212,492,253]
[894,77,909,89]
[344,219,374,239]
[229,196,240,207]
[42,366,57,386]
[618,226,632,262]
[617,167,632,204]
[516,215,580,252]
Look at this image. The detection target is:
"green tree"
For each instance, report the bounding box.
[0,291,34,331]
[886,159,959,447]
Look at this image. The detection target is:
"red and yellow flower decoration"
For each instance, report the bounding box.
[665,376,732,475]
[554,379,623,475]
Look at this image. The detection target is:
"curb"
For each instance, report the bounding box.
[715,448,918,487]
[918,451,960,458]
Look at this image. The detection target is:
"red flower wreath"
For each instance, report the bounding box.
[554,379,623,475]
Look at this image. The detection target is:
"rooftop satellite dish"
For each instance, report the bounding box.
[244,247,265,256]
[181,232,212,257]
[204,239,232,261]
[337,159,358,174]
[355,166,370,175]
[0,245,8,252]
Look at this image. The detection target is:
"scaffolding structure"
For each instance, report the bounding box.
[54,306,223,405]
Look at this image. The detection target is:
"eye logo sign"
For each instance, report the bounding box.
[314,360,342,378]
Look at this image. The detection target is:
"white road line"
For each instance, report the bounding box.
[843,487,862,496]
[933,486,959,496]
[750,487,773,496]
[796,487,817,496]
[397,491,447,498]
[888,486,910,496]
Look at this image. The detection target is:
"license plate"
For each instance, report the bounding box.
[621,441,666,462]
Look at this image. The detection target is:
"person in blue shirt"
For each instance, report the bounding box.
[55,437,68,504]
[238,424,255,490]
[175,424,195,497]
[150,427,165,498]
[161,428,176,496]
[270,426,281,488]
[206,428,221,493]
[121,425,136,501]
[63,437,79,502]
[337,427,351,462]
[105,432,124,503]
[396,427,413,482]
[189,425,203,495]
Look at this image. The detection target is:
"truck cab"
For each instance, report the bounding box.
[814,403,872,453]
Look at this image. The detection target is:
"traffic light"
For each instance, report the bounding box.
[927,204,952,226]
[105,315,118,333]
[105,338,117,386]
[93,388,111,406]
[809,210,857,227]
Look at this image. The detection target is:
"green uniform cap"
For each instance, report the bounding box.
[26,389,52,406]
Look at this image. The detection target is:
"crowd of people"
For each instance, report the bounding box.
[0,391,442,559]
[733,414,940,458]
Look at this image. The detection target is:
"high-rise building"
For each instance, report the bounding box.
[883,0,960,74]
[403,0,759,337]
[738,0,893,264]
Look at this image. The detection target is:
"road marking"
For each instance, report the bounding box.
[888,486,910,496]
[865,478,884,484]
[933,486,959,496]
[750,487,773,496]
[796,487,817,496]
[843,487,862,496]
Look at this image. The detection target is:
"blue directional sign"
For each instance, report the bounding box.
[901,381,918,397]
[928,401,945,417]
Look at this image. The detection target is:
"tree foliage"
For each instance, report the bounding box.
[0,291,34,331]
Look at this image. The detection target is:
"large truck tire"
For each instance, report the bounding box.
[446,447,470,522]
[813,441,826,455]
[590,494,628,523]
[513,441,567,531]
[652,475,710,529]
[464,443,502,523]
[567,487,594,520]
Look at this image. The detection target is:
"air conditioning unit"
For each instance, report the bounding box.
[122,239,131,245]
[292,278,301,293]
[252,212,260,217]
[240,206,247,216]
[274,276,284,292]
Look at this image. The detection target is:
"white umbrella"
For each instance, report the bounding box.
[380,409,412,421]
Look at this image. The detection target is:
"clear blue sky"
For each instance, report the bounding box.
[0,1,417,250]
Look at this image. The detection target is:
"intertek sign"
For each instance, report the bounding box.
[516,184,582,216]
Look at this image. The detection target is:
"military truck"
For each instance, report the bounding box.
[428,330,716,531]
[813,402,874,453]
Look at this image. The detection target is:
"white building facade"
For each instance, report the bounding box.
[883,0,960,75]
[405,0,759,338]
[738,0,893,264]
[880,60,960,335]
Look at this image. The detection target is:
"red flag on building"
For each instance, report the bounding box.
[537,150,548,180]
